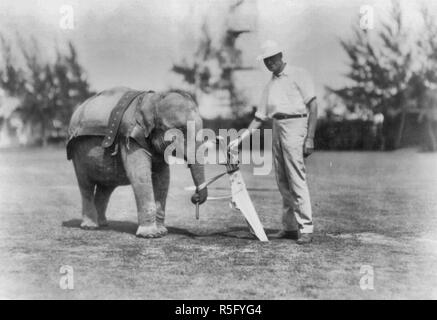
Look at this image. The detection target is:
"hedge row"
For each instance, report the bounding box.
[202,116,415,151]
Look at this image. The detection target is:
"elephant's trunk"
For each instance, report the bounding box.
[189,163,208,204]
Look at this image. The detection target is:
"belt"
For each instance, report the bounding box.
[102,91,145,148]
[272,113,307,120]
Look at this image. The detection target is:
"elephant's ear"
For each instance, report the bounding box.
[154,92,200,131]
[138,93,158,138]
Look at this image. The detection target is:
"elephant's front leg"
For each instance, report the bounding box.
[120,140,161,238]
[152,157,170,236]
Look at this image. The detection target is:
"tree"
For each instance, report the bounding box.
[53,42,94,127]
[0,35,26,97]
[330,0,415,149]
[415,6,437,151]
[17,37,58,145]
[172,0,253,118]
[417,6,437,87]
[0,34,93,146]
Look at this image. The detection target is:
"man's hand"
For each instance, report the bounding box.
[303,137,314,158]
[304,98,317,158]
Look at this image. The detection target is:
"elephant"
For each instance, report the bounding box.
[66,87,208,238]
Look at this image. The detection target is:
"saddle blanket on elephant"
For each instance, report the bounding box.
[67,87,153,159]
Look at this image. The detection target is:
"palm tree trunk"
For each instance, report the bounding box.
[395,110,406,149]
[426,119,437,151]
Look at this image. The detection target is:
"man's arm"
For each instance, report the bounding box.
[247,118,263,133]
[304,98,318,157]
[229,118,263,149]
[229,84,268,150]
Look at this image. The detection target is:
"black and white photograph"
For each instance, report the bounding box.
[0,0,436,302]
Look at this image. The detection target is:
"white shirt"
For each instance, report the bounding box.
[255,65,316,121]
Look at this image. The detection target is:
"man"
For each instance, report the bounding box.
[229,40,318,244]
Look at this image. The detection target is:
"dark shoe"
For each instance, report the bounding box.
[296,233,313,245]
[269,230,300,240]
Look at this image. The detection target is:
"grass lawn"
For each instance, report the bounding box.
[0,147,436,299]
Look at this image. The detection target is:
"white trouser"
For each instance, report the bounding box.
[272,118,313,234]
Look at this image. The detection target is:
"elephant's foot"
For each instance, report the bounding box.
[80,218,99,230]
[156,215,168,236]
[136,223,166,238]
[156,223,168,236]
[98,218,109,227]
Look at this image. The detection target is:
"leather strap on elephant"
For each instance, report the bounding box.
[102,90,145,149]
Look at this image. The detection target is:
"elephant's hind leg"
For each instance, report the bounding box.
[94,185,115,227]
[78,182,99,230]
[72,159,99,230]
